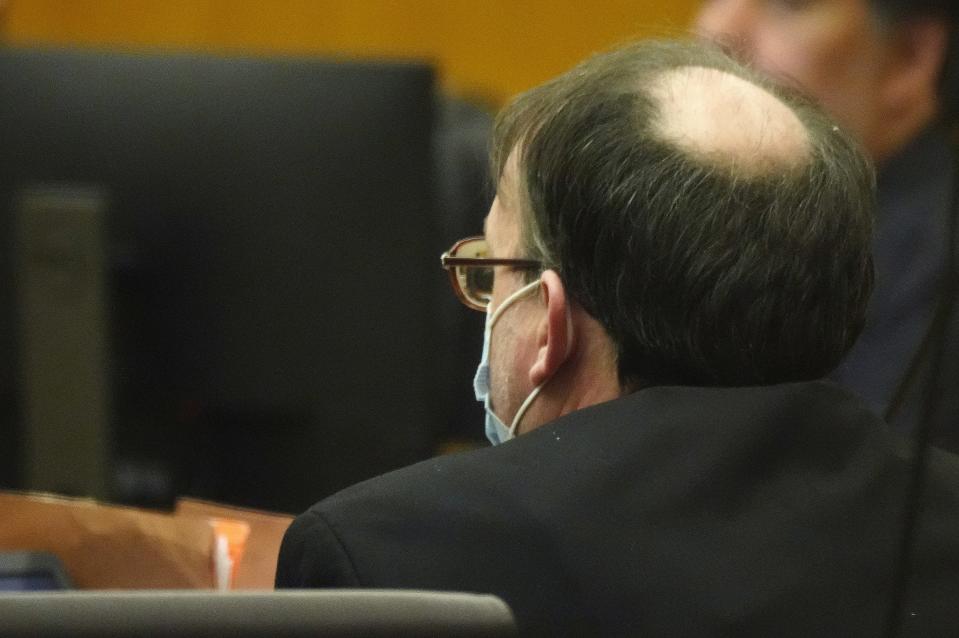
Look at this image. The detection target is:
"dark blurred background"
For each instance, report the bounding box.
[0,0,698,513]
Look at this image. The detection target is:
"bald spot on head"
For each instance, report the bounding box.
[649,66,811,173]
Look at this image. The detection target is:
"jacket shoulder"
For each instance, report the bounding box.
[275,448,511,588]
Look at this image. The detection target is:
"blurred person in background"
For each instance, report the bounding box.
[696,0,959,450]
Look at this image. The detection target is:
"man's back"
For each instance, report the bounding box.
[277,382,959,636]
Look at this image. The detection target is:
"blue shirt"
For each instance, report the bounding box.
[830,126,957,445]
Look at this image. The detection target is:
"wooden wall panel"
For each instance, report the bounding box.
[0,0,698,103]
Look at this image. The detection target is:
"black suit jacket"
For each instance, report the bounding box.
[276,382,959,636]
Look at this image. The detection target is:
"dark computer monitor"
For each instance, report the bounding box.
[0,551,72,591]
[0,46,441,512]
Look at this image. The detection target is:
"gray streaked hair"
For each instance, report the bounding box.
[491,39,875,388]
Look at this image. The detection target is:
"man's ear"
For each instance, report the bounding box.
[529,270,573,386]
[882,17,950,114]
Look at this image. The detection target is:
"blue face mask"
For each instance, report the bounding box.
[474,280,546,445]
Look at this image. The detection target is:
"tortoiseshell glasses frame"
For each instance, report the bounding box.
[440,236,541,311]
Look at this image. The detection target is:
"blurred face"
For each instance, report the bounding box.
[695,0,893,158]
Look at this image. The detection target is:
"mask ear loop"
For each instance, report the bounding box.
[489,279,541,328]
[486,279,543,441]
[506,383,545,439]
[504,277,572,439]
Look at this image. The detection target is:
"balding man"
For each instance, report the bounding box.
[696,0,959,450]
[276,40,959,636]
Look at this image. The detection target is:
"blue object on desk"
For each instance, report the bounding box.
[0,551,72,591]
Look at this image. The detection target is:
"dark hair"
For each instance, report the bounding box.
[871,0,959,124]
[491,40,875,389]
[872,0,957,22]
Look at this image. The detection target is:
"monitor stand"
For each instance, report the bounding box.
[15,186,111,499]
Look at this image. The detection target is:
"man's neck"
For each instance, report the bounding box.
[518,316,623,435]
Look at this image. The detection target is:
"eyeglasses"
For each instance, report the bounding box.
[440,236,541,311]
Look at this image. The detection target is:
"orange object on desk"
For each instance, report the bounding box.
[0,491,292,589]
